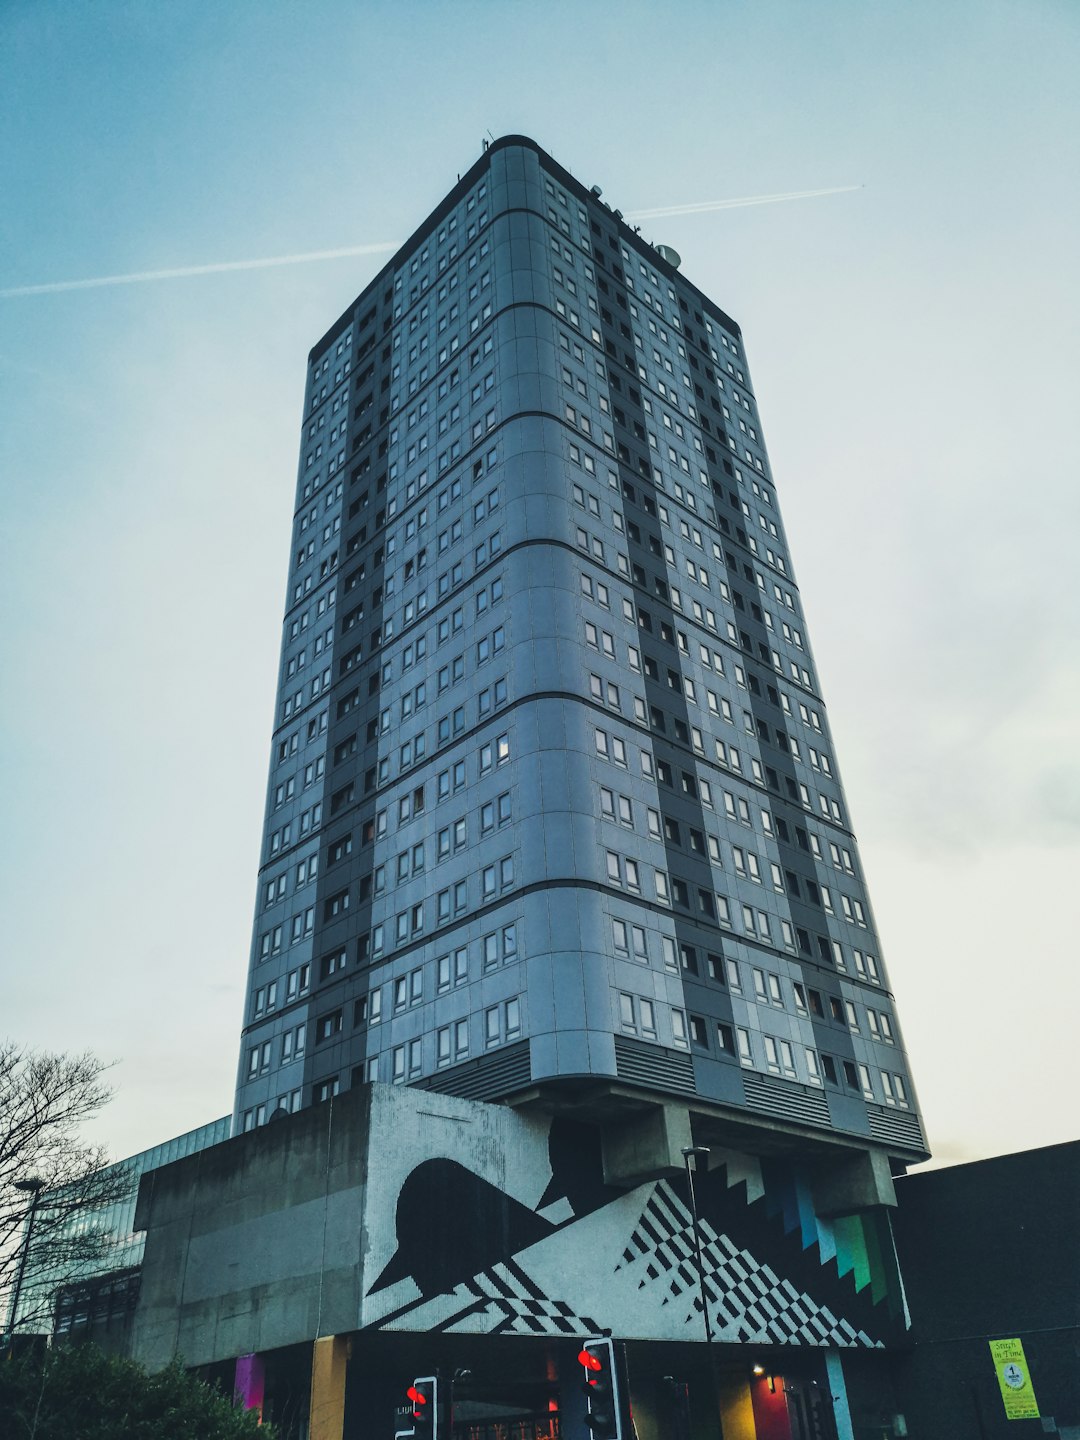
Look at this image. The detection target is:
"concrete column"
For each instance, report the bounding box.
[233,1353,265,1419]
[750,1370,793,1439]
[310,1335,350,1440]
[824,1353,855,1440]
[716,1369,756,1440]
[601,1104,693,1187]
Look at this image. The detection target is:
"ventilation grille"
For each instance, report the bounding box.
[419,1041,531,1102]
[613,1036,697,1096]
[867,1106,927,1152]
[742,1072,832,1127]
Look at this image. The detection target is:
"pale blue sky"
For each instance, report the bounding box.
[2,1,1078,1166]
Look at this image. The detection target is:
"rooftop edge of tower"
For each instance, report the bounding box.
[307,135,741,365]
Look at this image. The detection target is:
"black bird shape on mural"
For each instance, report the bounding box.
[536,1116,624,1219]
[367,1157,557,1298]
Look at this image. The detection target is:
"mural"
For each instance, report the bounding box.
[360,1104,907,1348]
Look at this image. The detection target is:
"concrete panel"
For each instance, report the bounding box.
[310,1335,349,1440]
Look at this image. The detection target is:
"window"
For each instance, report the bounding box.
[479,732,510,772]
[246,1040,272,1079]
[320,947,346,980]
[253,981,277,1017]
[481,854,514,898]
[435,946,468,991]
[316,1009,342,1043]
[485,998,521,1047]
[437,1025,452,1066]
[280,1025,306,1071]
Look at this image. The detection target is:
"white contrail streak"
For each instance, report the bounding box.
[0,241,399,298]
[0,185,861,299]
[626,185,863,222]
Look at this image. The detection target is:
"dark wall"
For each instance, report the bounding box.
[890,1141,1080,1438]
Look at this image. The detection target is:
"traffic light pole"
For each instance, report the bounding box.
[681,1148,725,1439]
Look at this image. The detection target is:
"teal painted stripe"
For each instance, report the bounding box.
[793,1172,819,1252]
[863,1213,888,1306]
[762,1160,801,1237]
[814,1212,838,1267]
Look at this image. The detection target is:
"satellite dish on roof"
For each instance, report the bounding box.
[590,185,603,197]
[656,244,682,270]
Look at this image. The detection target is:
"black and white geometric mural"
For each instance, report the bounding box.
[360,1096,906,1347]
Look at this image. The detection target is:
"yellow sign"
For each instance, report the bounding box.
[989,1338,1040,1420]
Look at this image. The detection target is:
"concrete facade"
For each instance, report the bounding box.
[131,1083,914,1435]
[15,1114,229,1350]
[138,1087,907,1365]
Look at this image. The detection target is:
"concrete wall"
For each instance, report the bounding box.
[888,1141,1080,1439]
[132,1083,905,1376]
[133,1089,370,1370]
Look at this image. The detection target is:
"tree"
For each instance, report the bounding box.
[0,1344,275,1439]
[1,1044,134,1336]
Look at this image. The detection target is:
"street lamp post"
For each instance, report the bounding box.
[3,1177,45,1357]
[681,1146,724,1438]
[448,1367,472,1432]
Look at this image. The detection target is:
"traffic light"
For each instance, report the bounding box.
[406,1376,439,1439]
[660,1375,691,1440]
[579,1338,627,1440]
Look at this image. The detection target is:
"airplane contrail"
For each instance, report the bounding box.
[0,185,862,299]
[626,184,863,222]
[0,241,399,298]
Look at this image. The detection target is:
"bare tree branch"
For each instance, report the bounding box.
[0,1043,133,1334]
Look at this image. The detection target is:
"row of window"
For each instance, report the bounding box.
[243,985,516,1130]
[599,785,859,918]
[250,995,521,1097]
[249,919,521,1058]
[251,961,311,1020]
[574,527,814,696]
[610,922,886,1009]
[616,991,908,1106]
[324,722,511,825]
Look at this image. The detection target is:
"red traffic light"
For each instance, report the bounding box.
[407,1377,438,1431]
[579,1349,603,1372]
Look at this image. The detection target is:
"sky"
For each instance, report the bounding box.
[1,0,1078,1170]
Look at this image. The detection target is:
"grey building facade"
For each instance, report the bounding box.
[234,136,925,1176]
[15,1115,230,1350]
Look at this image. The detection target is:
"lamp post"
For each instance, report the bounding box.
[681,1146,724,1437]
[449,1367,472,1432]
[3,1177,45,1357]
